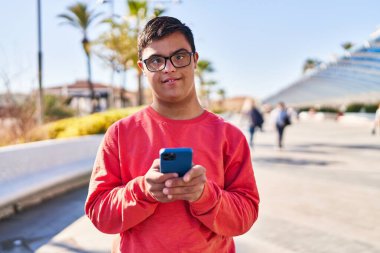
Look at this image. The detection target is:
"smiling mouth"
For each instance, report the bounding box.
[162,78,179,84]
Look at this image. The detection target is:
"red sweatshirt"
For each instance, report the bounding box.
[85,106,260,253]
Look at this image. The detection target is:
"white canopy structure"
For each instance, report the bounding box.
[264,30,380,107]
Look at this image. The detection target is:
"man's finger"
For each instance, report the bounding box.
[165,173,205,187]
[149,183,165,192]
[147,172,178,184]
[159,172,178,182]
[183,165,205,182]
[151,159,160,171]
[163,182,204,196]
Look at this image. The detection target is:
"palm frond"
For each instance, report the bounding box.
[197,60,214,73]
[128,0,148,18]
[57,14,80,28]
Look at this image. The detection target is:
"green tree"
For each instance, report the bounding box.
[126,0,165,105]
[217,88,226,102]
[58,2,102,112]
[127,0,148,106]
[341,41,354,51]
[95,1,166,107]
[95,20,137,107]
[127,0,165,105]
[302,58,321,74]
[196,59,215,106]
[95,0,164,107]
[44,94,75,121]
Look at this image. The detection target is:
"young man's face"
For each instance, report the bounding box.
[138,32,199,104]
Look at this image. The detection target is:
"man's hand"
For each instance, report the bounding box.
[162,165,206,202]
[144,159,178,203]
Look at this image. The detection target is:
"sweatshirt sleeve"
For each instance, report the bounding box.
[85,123,158,234]
[189,132,260,236]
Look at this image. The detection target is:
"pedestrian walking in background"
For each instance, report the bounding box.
[371,103,380,135]
[248,103,264,147]
[271,101,291,149]
[85,16,259,253]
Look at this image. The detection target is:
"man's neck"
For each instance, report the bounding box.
[151,98,204,120]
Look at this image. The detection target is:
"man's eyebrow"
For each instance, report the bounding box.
[145,48,190,59]
[145,54,162,59]
[172,48,190,54]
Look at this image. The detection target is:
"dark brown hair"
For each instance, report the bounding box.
[138,16,196,59]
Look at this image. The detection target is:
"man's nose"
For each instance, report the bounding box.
[163,59,176,72]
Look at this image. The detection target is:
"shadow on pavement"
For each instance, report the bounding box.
[0,186,87,253]
[295,143,380,151]
[48,242,108,253]
[253,157,337,166]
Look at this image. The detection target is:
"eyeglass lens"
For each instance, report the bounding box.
[145,52,192,71]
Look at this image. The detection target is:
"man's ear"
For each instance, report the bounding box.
[137,61,146,75]
[193,52,199,69]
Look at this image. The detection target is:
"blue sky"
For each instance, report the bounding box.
[1,0,380,100]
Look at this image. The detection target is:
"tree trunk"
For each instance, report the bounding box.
[137,69,144,106]
[86,53,96,113]
[121,70,127,107]
[83,37,96,113]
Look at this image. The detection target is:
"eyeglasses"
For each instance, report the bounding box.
[143,51,195,72]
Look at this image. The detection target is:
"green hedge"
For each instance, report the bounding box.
[297,106,338,113]
[27,106,230,142]
[319,107,339,113]
[345,103,379,113]
[28,106,142,141]
[298,103,379,113]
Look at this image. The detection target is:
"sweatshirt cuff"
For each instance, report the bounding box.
[189,180,218,214]
[133,176,158,203]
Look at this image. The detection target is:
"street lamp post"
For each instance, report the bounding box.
[37,0,44,124]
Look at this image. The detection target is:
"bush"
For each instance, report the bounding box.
[346,103,365,112]
[345,102,379,113]
[210,106,226,114]
[44,94,75,121]
[28,106,142,141]
[319,107,338,113]
[364,104,379,113]
[297,107,312,112]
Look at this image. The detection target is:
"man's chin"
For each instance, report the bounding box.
[160,94,185,104]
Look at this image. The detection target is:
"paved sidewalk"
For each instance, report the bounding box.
[236,119,380,252]
[36,118,380,253]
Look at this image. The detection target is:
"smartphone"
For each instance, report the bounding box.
[159,148,193,177]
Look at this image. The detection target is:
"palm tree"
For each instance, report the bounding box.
[341,42,354,51]
[217,88,226,101]
[302,58,321,74]
[95,20,137,107]
[126,0,165,106]
[58,2,102,112]
[127,0,148,106]
[94,1,165,107]
[216,88,226,111]
[196,60,215,106]
[153,6,165,17]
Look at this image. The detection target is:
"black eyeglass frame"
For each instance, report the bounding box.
[142,51,195,72]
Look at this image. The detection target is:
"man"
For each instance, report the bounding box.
[272,101,291,149]
[248,102,264,147]
[85,16,259,253]
[372,103,380,135]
